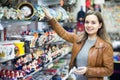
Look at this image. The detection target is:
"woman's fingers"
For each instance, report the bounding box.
[42,7,53,20]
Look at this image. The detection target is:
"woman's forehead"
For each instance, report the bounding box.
[85,14,98,21]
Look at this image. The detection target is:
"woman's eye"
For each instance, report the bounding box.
[91,21,96,24]
[85,21,89,24]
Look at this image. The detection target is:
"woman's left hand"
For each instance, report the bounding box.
[74,66,88,75]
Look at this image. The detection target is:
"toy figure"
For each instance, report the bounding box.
[77,6,85,32]
[1,69,6,79]
[22,64,27,75]
[5,70,10,79]
[26,54,33,62]
[15,59,22,70]
[30,59,36,72]
[22,55,28,64]
[37,57,42,68]
[14,71,20,79]
[6,61,13,70]
[19,71,24,80]
[26,62,31,74]
[10,70,17,80]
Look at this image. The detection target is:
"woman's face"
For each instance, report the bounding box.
[84,14,102,37]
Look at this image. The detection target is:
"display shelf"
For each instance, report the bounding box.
[45,41,66,46]
[24,47,71,80]
[0,1,73,80]
[114,61,120,63]
[24,67,43,79]
[0,44,38,63]
[0,54,26,63]
[44,48,71,68]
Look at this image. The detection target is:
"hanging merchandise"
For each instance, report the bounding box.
[76,6,85,32]
[86,0,91,12]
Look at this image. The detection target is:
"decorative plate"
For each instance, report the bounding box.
[17,2,34,20]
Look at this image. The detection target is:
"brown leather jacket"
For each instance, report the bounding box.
[48,18,114,80]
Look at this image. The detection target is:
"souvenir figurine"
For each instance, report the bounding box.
[1,69,6,79]
[5,70,10,79]
[26,62,31,74]
[14,70,20,79]
[22,64,27,73]
[2,69,7,80]
[15,59,22,70]
[10,70,17,80]
[19,71,25,80]
[10,8,18,20]
[6,61,13,70]
[31,59,36,72]
[21,56,26,64]
[0,7,4,19]
[37,57,42,68]
[4,7,10,19]
[26,54,33,62]
[33,4,45,21]
[16,9,25,20]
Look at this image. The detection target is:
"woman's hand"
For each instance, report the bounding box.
[74,66,87,75]
[42,7,53,20]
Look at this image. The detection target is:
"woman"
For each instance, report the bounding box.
[43,8,113,80]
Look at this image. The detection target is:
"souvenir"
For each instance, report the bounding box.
[10,70,17,80]
[0,43,15,62]
[0,7,4,19]
[16,9,25,20]
[33,4,45,21]
[56,10,62,21]
[17,2,35,20]
[9,8,18,20]
[14,42,25,57]
[4,7,11,19]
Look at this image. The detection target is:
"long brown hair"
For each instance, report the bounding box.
[80,10,111,44]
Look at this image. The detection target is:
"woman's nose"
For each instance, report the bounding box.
[87,23,92,27]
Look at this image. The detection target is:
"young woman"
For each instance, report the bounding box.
[43,8,113,80]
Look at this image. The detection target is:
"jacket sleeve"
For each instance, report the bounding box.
[85,44,114,77]
[48,18,77,43]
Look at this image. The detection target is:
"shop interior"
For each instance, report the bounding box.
[0,0,120,80]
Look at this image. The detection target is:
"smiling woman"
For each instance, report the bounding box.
[43,8,114,80]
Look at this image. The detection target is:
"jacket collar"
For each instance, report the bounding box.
[94,36,105,49]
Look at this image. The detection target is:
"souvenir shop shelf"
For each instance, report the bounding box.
[0,1,69,22]
[24,46,71,80]
[0,1,73,80]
